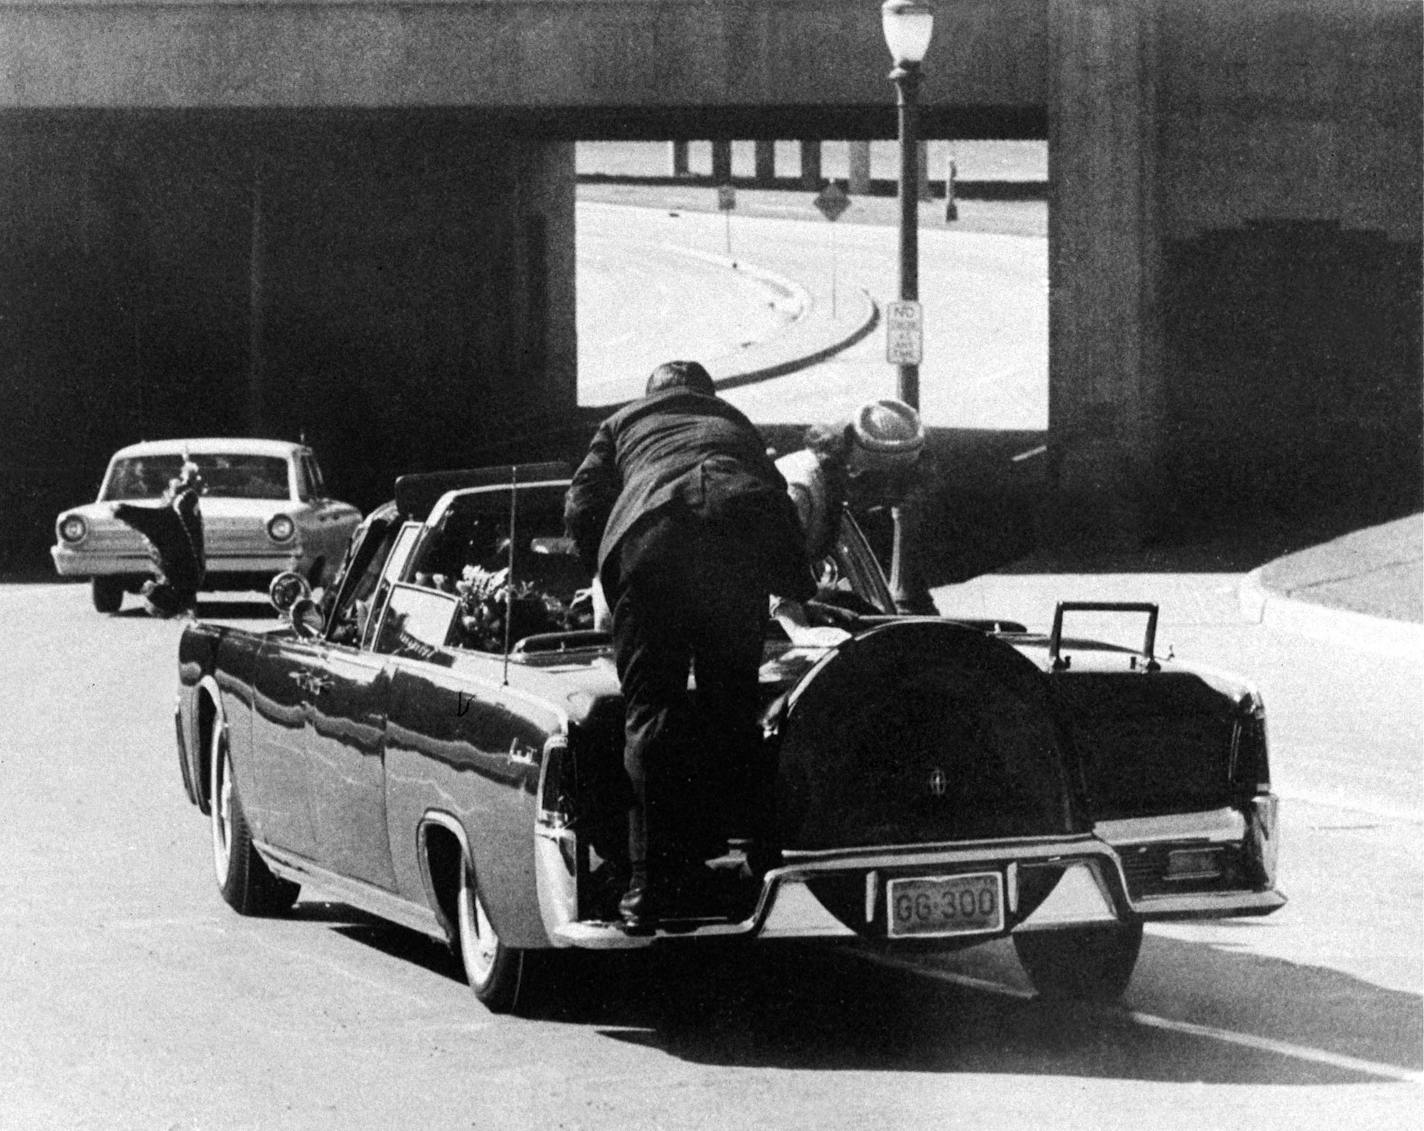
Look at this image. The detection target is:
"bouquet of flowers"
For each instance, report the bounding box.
[455,564,559,651]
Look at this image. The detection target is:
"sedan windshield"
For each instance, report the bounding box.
[102,454,290,501]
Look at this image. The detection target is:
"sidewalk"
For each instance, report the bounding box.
[1238,514,1423,658]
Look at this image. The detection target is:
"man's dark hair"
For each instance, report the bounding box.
[645,360,716,397]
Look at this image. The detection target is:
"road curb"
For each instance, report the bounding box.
[667,244,812,320]
[1239,568,1424,660]
[712,289,879,392]
[661,244,880,391]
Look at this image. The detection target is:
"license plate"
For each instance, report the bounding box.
[887,872,1004,938]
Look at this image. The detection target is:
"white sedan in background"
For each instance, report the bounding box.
[51,438,361,613]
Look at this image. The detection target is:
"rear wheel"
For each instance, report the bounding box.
[455,862,532,1014]
[1013,923,1144,1002]
[210,723,300,916]
[91,577,124,613]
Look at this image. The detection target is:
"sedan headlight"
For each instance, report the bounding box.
[59,515,88,544]
[267,514,296,543]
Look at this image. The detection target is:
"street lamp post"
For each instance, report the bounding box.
[882,0,936,614]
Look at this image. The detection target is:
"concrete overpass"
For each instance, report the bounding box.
[1,0,1418,570]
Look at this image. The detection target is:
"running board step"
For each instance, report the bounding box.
[551,916,754,949]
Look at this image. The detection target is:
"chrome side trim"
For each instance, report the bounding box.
[258,842,446,941]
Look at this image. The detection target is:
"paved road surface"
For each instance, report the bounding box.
[0,583,1416,1130]
[575,200,1048,432]
[578,226,799,400]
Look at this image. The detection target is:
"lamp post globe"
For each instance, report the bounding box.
[882,0,935,68]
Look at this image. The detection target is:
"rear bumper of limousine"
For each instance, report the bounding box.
[542,800,1285,950]
[1093,794,1285,920]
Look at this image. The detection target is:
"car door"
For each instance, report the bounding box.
[248,633,322,858]
[290,515,421,889]
[244,513,408,878]
[300,643,395,890]
[372,579,558,942]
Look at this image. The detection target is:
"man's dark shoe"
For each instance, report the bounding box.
[618,883,663,933]
[619,866,758,932]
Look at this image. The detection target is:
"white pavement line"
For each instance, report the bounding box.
[846,950,1035,999]
[851,951,1424,1085]
[1124,1009,1424,1085]
[1276,788,1424,826]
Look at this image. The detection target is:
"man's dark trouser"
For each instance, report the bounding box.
[604,510,768,894]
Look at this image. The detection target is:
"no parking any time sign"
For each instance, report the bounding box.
[885,300,923,365]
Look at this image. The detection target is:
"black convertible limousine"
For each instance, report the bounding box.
[175,463,1284,1013]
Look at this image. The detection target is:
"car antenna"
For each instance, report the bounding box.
[502,464,519,685]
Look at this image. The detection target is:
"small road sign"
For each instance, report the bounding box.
[814,182,850,222]
[885,300,923,365]
[716,184,737,211]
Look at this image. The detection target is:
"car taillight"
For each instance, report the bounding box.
[538,735,571,827]
[1231,691,1270,790]
[267,515,296,542]
[59,515,87,543]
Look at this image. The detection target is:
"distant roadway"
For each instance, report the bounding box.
[576,199,1048,431]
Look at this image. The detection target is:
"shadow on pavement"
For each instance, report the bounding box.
[569,944,1419,1084]
[321,905,1420,1085]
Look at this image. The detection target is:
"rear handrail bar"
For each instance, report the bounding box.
[1049,601,1159,672]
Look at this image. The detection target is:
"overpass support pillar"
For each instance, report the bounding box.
[668,141,690,178]
[847,141,872,195]
[799,141,822,189]
[1045,0,1163,548]
[754,141,775,186]
[711,140,733,183]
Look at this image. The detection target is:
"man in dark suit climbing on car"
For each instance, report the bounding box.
[565,360,816,931]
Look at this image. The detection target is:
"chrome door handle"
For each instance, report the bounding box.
[287,671,334,695]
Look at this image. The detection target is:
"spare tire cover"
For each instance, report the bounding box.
[775,620,1081,851]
